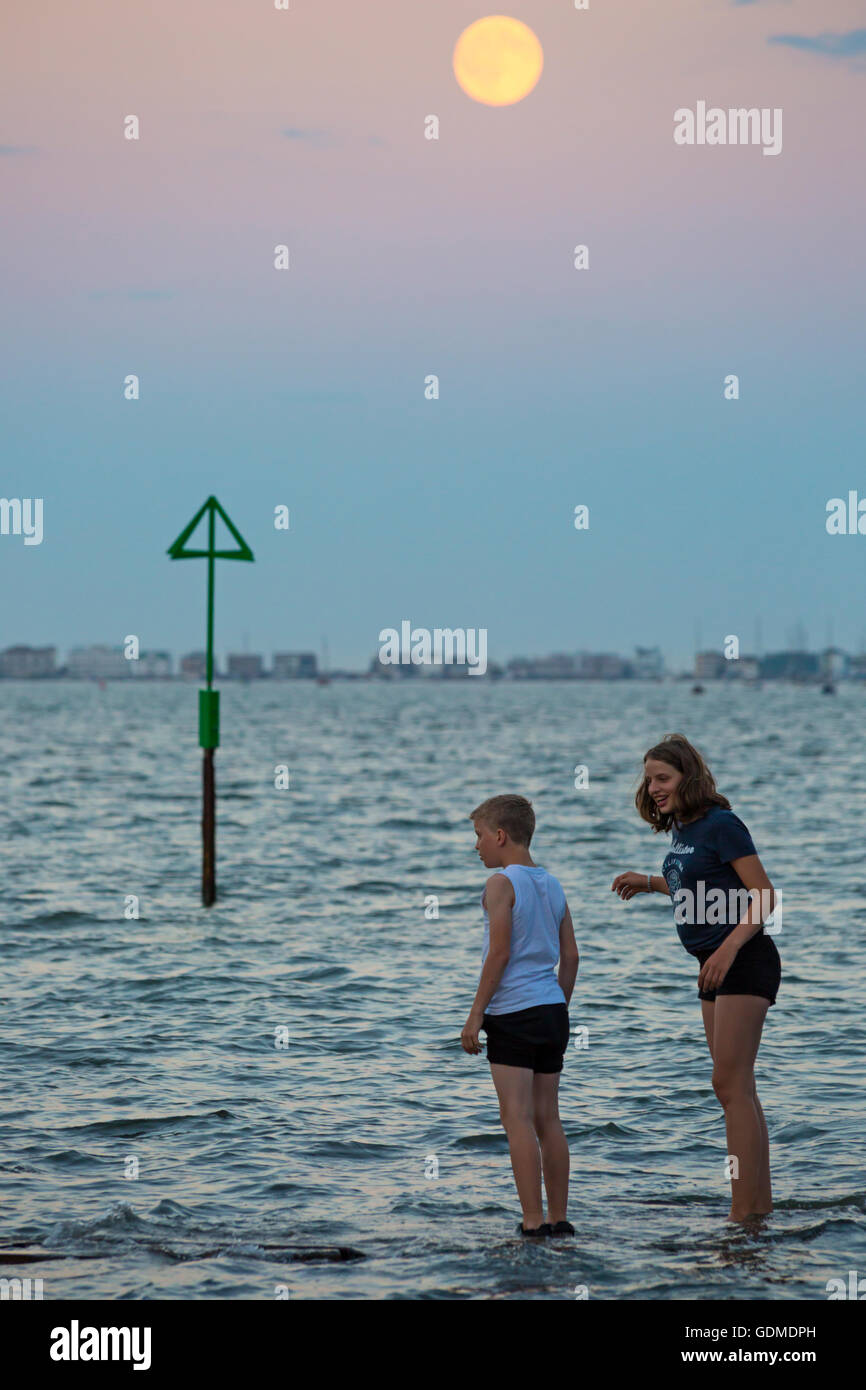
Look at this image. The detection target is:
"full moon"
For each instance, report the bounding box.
[453,15,544,107]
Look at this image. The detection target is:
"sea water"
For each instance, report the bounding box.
[1,680,863,1299]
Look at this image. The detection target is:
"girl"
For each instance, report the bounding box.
[612,733,780,1222]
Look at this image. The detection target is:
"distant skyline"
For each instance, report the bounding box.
[4,633,862,676]
[2,1,865,671]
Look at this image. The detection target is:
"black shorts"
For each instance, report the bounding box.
[694,931,781,1006]
[481,1002,570,1073]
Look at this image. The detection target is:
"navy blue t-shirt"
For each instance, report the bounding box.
[661,806,758,954]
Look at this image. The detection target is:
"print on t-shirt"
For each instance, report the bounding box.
[661,805,758,954]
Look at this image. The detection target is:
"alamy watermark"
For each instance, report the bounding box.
[378,622,487,675]
[1,1276,43,1299]
[674,102,782,157]
[674,885,782,934]
[49,1322,151,1369]
[826,1270,866,1300]
[0,497,43,545]
[826,493,866,534]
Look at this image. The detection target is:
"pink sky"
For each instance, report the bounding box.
[3,0,864,359]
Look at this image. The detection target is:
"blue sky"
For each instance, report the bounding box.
[2,0,864,670]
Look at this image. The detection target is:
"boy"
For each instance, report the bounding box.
[461,794,579,1239]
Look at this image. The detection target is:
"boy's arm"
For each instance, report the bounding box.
[558,901,579,1004]
[468,875,514,1017]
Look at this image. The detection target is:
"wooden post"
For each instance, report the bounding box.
[202,747,216,906]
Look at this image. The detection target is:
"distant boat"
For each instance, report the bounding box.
[691,683,704,695]
[821,680,836,694]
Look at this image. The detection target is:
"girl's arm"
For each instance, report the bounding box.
[725,855,775,949]
[612,871,670,900]
[697,855,776,992]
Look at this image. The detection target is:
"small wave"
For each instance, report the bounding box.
[773,1122,827,1142]
[148,1199,199,1219]
[378,818,454,831]
[641,1193,715,1207]
[775,1192,866,1213]
[65,1109,235,1136]
[341,880,401,893]
[455,1132,505,1150]
[22,909,95,927]
[573,1120,642,1140]
[305,1138,401,1158]
[43,1201,149,1246]
[44,1149,96,1167]
[798,741,827,757]
[288,964,350,982]
[772,1217,864,1243]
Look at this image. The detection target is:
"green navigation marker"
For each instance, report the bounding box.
[167,496,254,905]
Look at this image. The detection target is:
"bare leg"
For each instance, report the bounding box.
[532,1071,570,1224]
[710,995,772,1220]
[489,1063,544,1228]
[700,999,715,1060]
[702,1000,772,1218]
[753,1084,772,1213]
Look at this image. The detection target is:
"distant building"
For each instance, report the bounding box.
[504,658,535,679]
[633,646,664,679]
[505,651,628,679]
[847,655,866,681]
[0,645,57,678]
[821,647,848,679]
[369,653,420,677]
[66,645,132,679]
[439,661,475,678]
[694,650,726,679]
[227,654,264,680]
[545,653,582,678]
[131,650,173,678]
[507,653,579,679]
[180,651,210,680]
[506,657,544,679]
[727,655,761,681]
[273,652,318,679]
[575,652,627,679]
[759,651,819,681]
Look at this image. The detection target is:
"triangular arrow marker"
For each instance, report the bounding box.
[167,496,254,561]
[166,495,256,906]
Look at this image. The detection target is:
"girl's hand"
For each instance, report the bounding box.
[698,939,739,993]
[612,871,650,900]
[461,1010,484,1055]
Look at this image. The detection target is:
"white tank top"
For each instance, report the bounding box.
[480,864,568,1014]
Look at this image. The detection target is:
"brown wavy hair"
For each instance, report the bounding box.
[636,733,730,832]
